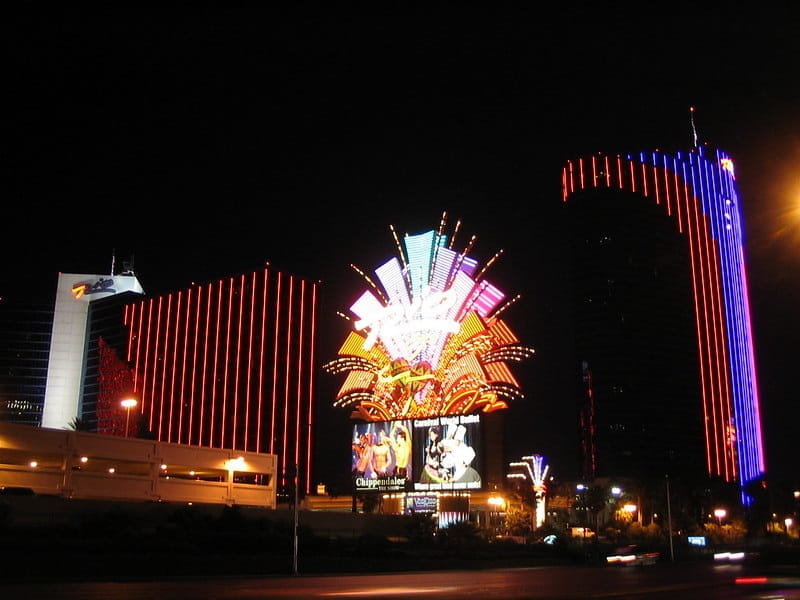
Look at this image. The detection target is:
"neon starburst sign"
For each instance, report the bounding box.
[325,214,534,422]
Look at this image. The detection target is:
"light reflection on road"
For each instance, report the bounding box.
[0,562,784,600]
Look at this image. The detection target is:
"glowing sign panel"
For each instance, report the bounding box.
[326,215,534,421]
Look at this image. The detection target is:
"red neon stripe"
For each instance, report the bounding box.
[707,233,734,480]
[294,280,306,484]
[157,296,170,440]
[282,276,295,485]
[305,282,318,494]
[231,274,246,449]
[579,157,585,190]
[210,280,224,447]
[561,167,568,201]
[685,182,714,475]
[270,272,282,455]
[653,164,661,205]
[245,271,257,452]
[220,278,235,448]
[604,155,611,187]
[257,269,269,452]
[145,299,156,430]
[199,283,213,445]
[629,159,636,192]
[685,190,720,474]
[641,163,648,197]
[591,155,597,187]
[616,156,623,189]
[178,289,191,443]
[167,293,179,442]
[189,285,202,445]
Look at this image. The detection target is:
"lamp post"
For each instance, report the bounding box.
[121,398,137,437]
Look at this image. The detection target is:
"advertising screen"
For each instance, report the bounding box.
[351,419,413,493]
[412,414,482,492]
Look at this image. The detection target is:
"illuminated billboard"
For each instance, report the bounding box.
[412,414,482,492]
[352,419,414,493]
[351,413,483,493]
[326,214,534,422]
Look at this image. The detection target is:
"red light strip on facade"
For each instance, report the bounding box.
[178,290,191,442]
[122,266,318,494]
[209,282,223,447]
[282,276,295,485]
[270,272,282,455]
[294,281,305,480]
[306,282,318,494]
[167,293,179,442]
[257,269,269,452]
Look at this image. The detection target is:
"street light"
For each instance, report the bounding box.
[713,508,727,526]
[121,398,137,437]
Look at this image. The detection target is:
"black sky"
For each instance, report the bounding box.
[4,4,800,488]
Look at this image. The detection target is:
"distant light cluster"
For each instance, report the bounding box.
[326,213,534,422]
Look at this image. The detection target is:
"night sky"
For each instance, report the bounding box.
[5,5,799,489]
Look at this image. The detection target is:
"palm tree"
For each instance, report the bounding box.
[68,416,92,431]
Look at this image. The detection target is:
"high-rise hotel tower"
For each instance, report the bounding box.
[562,146,765,503]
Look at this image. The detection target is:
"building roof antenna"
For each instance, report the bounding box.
[689,106,699,148]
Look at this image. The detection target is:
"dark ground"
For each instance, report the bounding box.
[1,495,798,583]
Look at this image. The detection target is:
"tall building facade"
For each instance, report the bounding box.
[0,298,53,425]
[42,273,145,429]
[562,146,765,502]
[121,268,319,494]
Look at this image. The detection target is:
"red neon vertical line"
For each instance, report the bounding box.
[155,296,169,440]
[684,192,721,475]
[703,214,728,481]
[674,171,684,233]
[641,163,648,197]
[578,157,585,190]
[672,171,683,220]
[199,283,213,446]
[132,302,143,383]
[282,276,295,483]
[245,271,257,452]
[561,167,568,201]
[568,161,575,194]
[629,159,636,192]
[167,292,181,443]
[270,272,282,455]
[178,289,192,444]
[257,269,269,452]
[305,281,318,494]
[124,304,133,362]
[707,233,735,481]
[132,302,145,419]
[616,156,623,189]
[604,155,611,187]
[220,278,235,448]
[653,163,661,205]
[294,280,306,485]
[144,299,156,429]
[189,285,202,445]
[683,180,713,475]
[232,274,246,450]
[209,280,224,448]
[591,155,597,187]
